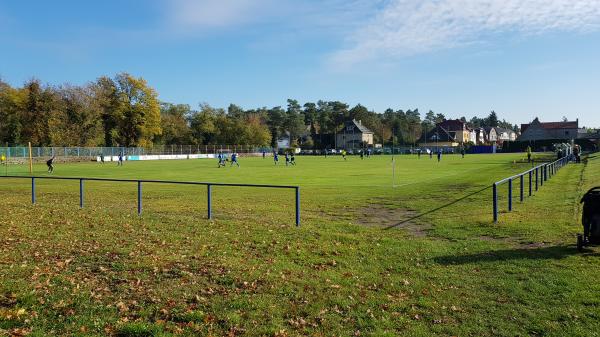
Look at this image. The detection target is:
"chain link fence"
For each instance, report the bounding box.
[0,145,275,159]
[0,144,471,160]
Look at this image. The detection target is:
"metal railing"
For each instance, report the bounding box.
[492,156,570,222]
[0,176,300,226]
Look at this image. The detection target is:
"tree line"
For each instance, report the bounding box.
[0,73,520,148]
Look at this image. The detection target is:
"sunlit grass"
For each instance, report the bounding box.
[1,153,598,336]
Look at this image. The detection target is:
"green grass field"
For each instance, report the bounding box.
[1,153,599,336]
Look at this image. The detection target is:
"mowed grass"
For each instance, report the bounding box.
[1,153,599,336]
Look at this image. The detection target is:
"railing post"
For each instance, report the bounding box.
[137,181,142,215]
[529,171,532,196]
[207,184,212,220]
[295,187,300,227]
[493,183,498,223]
[520,174,524,202]
[540,166,544,186]
[79,179,84,208]
[31,177,36,204]
[508,178,512,212]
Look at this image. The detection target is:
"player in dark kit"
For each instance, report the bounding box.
[230,153,240,167]
[47,155,56,173]
[217,153,226,167]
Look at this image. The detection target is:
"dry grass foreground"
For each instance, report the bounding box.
[1,153,599,336]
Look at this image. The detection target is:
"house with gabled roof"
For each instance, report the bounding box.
[474,127,487,144]
[418,125,460,147]
[437,119,471,144]
[336,119,374,149]
[517,118,579,142]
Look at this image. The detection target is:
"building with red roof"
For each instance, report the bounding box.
[517,118,579,141]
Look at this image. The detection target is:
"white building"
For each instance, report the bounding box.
[336,119,374,149]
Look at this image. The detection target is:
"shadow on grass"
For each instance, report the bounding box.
[434,245,600,265]
[384,185,491,230]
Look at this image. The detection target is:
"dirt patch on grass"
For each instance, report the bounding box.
[356,202,430,236]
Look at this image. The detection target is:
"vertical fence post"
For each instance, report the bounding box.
[520,174,524,202]
[207,184,212,220]
[508,179,513,212]
[493,183,498,223]
[137,181,142,215]
[79,179,84,208]
[540,166,544,186]
[295,187,300,227]
[529,171,533,196]
[31,177,36,204]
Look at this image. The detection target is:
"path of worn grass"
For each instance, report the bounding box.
[1,153,599,336]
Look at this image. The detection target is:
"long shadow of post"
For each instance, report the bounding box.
[434,245,598,265]
[384,185,492,230]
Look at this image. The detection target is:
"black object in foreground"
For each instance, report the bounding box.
[577,187,600,252]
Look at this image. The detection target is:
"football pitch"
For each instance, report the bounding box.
[1,153,599,336]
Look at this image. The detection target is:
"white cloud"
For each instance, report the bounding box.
[330,0,600,67]
[167,0,278,31]
[165,0,384,35]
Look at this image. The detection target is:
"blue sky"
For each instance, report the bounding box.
[1,0,599,127]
